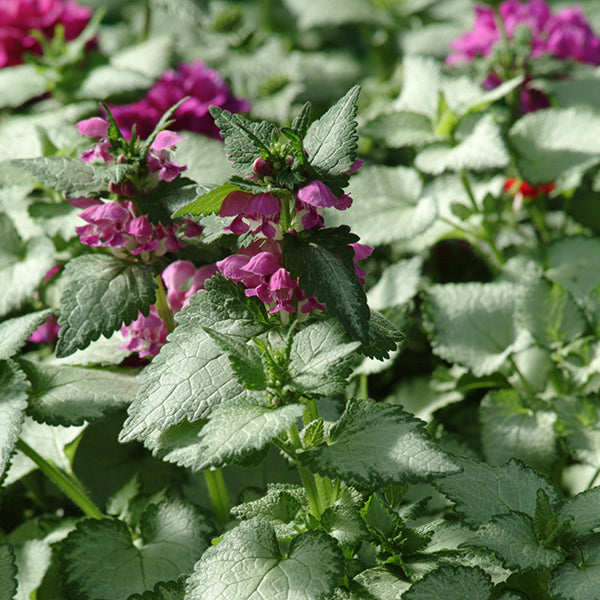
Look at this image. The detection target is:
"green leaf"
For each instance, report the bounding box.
[327,165,436,246]
[353,567,411,599]
[467,511,564,571]
[480,390,557,473]
[368,258,423,312]
[509,108,600,184]
[299,398,459,488]
[0,64,47,109]
[110,35,174,80]
[424,282,532,377]
[172,134,233,186]
[403,566,492,600]
[394,56,441,119]
[173,182,242,217]
[75,66,155,102]
[0,361,29,479]
[0,310,52,359]
[119,278,267,446]
[290,102,312,139]
[302,419,324,448]
[0,213,54,317]
[282,0,386,28]
[17,358,137,426]
[545,237,600,304]
[560,487,600,540]
[56,255,157,358]
[517,273,587,348]
[128,580,185,600]
[9,157,136,197]
[184,519,343,600]
[287,319,360,397]
[14,539,52,600]
[304,85,360,178]
[361,494,402,542]
[551,538,600,600]
[283,226,369,345]
[434,458,562,527]
[360,310,404,361]
[232,484,307,538]
[321,494,367,550]
[554,396,600,468]
[61,499,211,600]
[158,398,304,470]
[203,328,266,391]
[414,115,510,174]
[5,417,85,486]
[209,107,277,176]
[362,112,439,148]
[0,545,17,600]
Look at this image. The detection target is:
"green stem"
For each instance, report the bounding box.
[460,171,505,268]
[588,467,600,490]
[16,439,103,520]
[204,469,230,528]
[508,356,535,397]
[155,275,176,334]
[288,425,324,517]
[141,0,152,42]
[359,374,369,400]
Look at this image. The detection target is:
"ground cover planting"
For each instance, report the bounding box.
[4,0,600,598]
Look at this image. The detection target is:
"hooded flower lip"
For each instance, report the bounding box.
[0,0,92,68]
[109,61,250,140]
[147,131,187,182]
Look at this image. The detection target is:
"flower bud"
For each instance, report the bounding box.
[252,157,273,178]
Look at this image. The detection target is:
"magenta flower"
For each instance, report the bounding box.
[109,61,250,140]
[447,0,600,112]
[120,260,217,357]
[28,314,61,344]
[77,117,113,164]
[68,198,186,260]
[0,0,92,68]
[146,131,188,182]
[220,190,281,238]
[448,0,600,66]
[296,180,353,210]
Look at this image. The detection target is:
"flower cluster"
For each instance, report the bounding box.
[67,197,193,261]
[0,0,92,68]
[448,0,600,66]
[109,61,250,140]
[503,177,555,210]
[121,260,217,357]
[215,160,370,317]
[448,0,600,112]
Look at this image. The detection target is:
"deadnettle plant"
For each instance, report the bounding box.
[0,0,92,67]
[448,0,600,112]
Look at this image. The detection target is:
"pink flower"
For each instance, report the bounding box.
[0,0,92,68]
[216,240,326,315]
[448,0,600,66]
[28,314,61,344]
[120,260,217,357]
[68,198,186,260]
[109,61,250,140]
[296,180,353,210]
[220,191,281,238]
[146,131,187,182]
[77,117,113,164]
[447,0,600,113]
